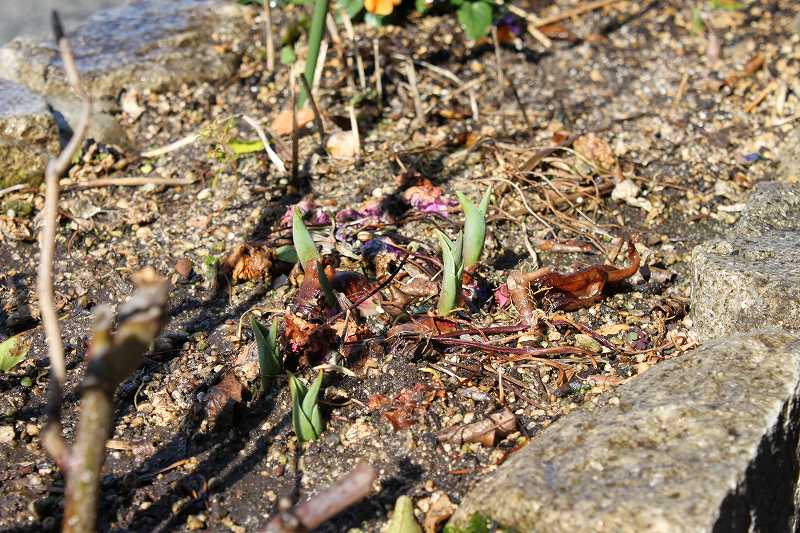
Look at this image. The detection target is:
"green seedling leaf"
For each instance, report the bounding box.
[457,1,492,41]
[275,244,299,263]
[292,207,321,271]
[227,138,265,155]
[289,371,325,441]
[457,186,491,270]
[252,317,282,387]
[0,334,29,372]
[436,230,463,316]
[386,496,422,533]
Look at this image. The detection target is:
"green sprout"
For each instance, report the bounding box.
[251,316,282,389]
[298,0,330,107]
[436,229,464,316]
[289,371,325,442]
[292,207,337,308]
[456,186,491,271]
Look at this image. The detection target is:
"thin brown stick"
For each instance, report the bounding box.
[38,11,91,472]
[61,176,196,191]
[263,463,376,532]
[263,0,275,71]
[492,27,531,128]
[404,58,424,128]
[535,0,624,27]
[348,104,360,158]
[298,74,326,148]
[290,75,299,181]
[373,38,382,101]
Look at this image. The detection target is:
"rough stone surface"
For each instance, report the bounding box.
[0,0,246,145]
[0,79,59,187]
[451,330,800,533]
[778,128,800,183]
[734,181,800,236]
[691,181,800,340]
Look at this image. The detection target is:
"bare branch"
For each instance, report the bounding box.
[264,463,376,533]
[63,270,169,533]
[37,9,92,470]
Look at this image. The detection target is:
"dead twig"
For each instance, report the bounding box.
[298,74,326,148]
[263,0,275,71]
[61,176,196,191]
[263,463,376,532]
[404,58,425,128]
[535,0,625,27]
[38,10,91,473]
[241,114,288,173]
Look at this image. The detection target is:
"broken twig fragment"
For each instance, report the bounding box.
[436,408,516,447]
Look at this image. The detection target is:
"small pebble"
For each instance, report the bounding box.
[175,257,193,278]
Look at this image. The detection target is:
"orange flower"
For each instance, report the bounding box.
[365,0,401,16]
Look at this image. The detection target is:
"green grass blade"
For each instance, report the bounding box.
[436,230,458,316]
[302,370,324,416]
[252,317,282,386]
[458,191,486,270]
[299,0,330,107]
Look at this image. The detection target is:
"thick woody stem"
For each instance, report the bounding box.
[62,275,169,533]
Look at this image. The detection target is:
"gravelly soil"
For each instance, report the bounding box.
[1,0,798,531]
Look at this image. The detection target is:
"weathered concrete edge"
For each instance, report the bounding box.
[449,330,800,531]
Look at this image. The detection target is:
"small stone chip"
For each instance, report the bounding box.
[175,257,193,279]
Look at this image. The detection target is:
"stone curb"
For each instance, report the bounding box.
[691,181,800,341]
[450,329,800,532]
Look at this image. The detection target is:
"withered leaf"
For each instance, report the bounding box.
[204,372,244,423]
[223,244,273,283]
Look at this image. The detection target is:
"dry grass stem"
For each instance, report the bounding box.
[242,114,287,172]
[312,39,329,93]
[263,0,275,71]
[62,176,197,191]
[298,74,326,147]
[140,132,200,158]
[536,0,625,27]
[404,58,424,127]
[373,38,382,100]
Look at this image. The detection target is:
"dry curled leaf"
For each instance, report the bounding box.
[203,372,243,423]
[372,383,443,431]
[283,313,335,367]
[223,244,273,283]
[508,236,641,321]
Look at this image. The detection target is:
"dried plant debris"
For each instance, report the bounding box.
[2,0,783,529]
